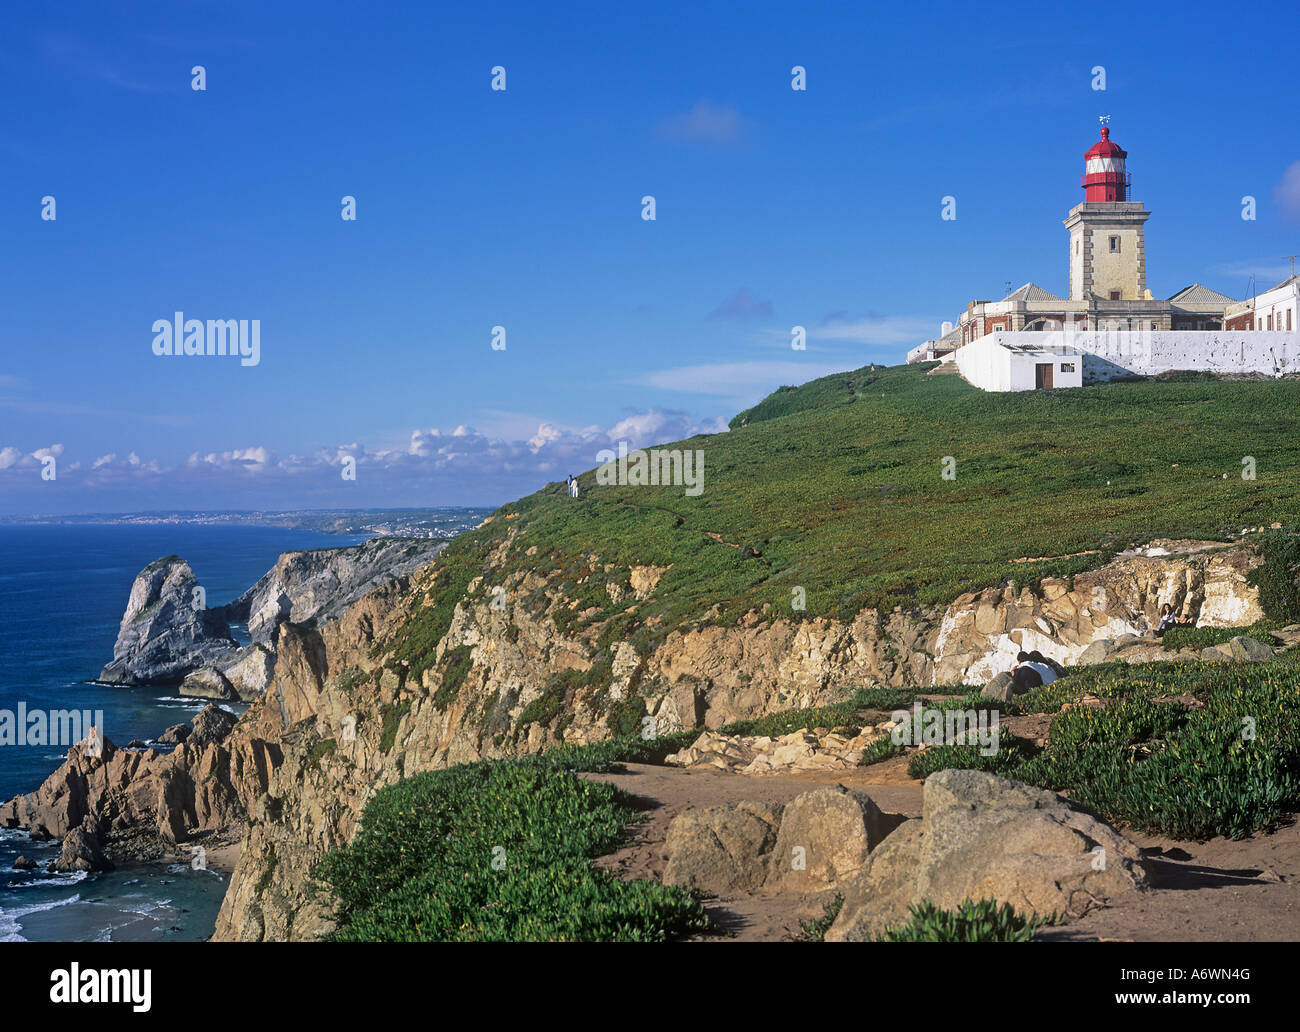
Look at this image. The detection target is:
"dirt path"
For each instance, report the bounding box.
[587,761,1300,942]
[585,761,922,941]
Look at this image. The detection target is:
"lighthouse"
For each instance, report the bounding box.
[1064,121,1150,303]
[1082,125,1130,201]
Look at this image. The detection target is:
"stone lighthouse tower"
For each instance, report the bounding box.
[1064,122,1150,302]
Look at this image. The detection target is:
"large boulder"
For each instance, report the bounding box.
[189,705,238,749]
[1224,635,1275,663]
[1076,640,1116,666]
[55,827,114,873]
[827,770,1148,941]
[980,670,1017,701]
[663,801,782,894]
[99,557,239,685]
[767,786,901,890]
[179,666,238,701]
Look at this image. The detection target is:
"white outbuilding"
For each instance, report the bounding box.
[954,335,1085,392]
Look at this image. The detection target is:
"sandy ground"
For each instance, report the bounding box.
[586,753,1300,942]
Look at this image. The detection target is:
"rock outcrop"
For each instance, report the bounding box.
[1,704,263,855]
[825,770,1149,941]
[56,826,114,873]
[102,539,445,699]
[931,542,1264,684]
[221,537,446,644]
[7,532,1266,941]
[98,556,239,685]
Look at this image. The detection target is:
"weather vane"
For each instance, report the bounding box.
[1099,114,1111,126]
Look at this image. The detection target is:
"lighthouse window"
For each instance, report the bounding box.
[1109,235,1120,252]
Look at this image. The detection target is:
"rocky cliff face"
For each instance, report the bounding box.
[98,557,239,685]
[221,537,447,643]
[8,532,1269,940]
[210,537,1263,939]
[102,539,446,700]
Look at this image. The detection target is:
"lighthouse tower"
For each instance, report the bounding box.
[1064,122,1150,302]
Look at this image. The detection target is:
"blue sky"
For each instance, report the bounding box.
[2,0,1297,514]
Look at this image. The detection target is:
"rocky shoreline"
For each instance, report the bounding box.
[0,533,1276,939]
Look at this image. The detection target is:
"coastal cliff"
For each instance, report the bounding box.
[2,527,1271,938]
[98,538,446,700]
[209,533,1262,938]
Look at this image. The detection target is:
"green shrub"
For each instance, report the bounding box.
[305,737,337,771]
[857,735,904,766]
[719,703,860,738]
[907,731,1036,780]
[378,700,411,754]
[314,758,708,941]
[878,898,1048,942]
[1247,533,1300,624]
[1160,622,1277,651]
[797,893,844,941]
[434,644,475,709]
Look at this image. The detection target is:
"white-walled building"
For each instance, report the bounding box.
[910,123,1299,390]
[1225,275,1299,333]
[955,336,1084,392]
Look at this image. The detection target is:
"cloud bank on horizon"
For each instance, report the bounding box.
[0,408,732,514]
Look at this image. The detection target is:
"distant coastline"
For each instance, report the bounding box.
[0,507,493,540]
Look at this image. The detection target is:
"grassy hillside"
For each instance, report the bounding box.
[392,363,1300,669]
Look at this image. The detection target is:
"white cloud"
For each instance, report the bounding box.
[656,101,748,146]
[1274,160,1300,224]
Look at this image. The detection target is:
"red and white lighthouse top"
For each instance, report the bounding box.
[1082,126,1130,201]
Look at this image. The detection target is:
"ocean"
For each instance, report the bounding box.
[0,516,481,942]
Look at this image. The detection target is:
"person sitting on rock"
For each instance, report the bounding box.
[1156,603,1194,635]
[1027,650,1066,678]
[1009,651,1059,693]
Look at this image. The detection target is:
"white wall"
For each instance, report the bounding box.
[997,329,1299,382]
[955,336,1013,391]
[954,336,1084,391]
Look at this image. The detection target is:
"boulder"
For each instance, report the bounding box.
[216,643,276,699]
[827,770,1148,941]
[1076,640,1115,666]
[189,705,238,749]
[1225,636,1274,663]
[663,801,783,893]
[768,785,902,891]
[12,855,37,871]
[980,670,1016,702]
[155,723,191,746]
[55,828,113,873]
[179,665,238,701]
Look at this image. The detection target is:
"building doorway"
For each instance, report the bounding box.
[1035,363,1054,389]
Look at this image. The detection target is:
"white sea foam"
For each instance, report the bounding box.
[0,893,81,942]
[6,870,88,890]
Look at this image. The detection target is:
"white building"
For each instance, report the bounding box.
[1225,274,1299,333]
[954,336,1084,392]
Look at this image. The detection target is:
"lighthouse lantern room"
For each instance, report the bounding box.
[1081,125,1131,201]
